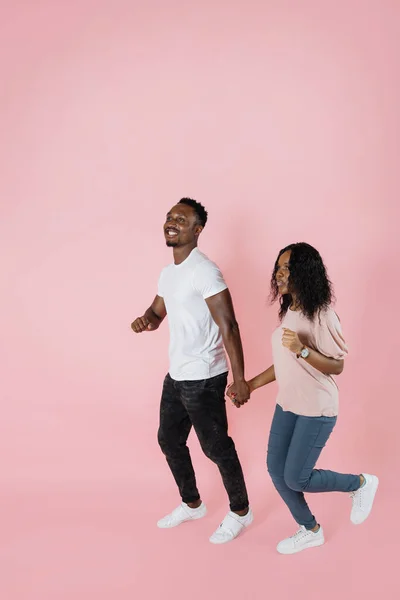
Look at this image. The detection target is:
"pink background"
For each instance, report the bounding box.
[1,1,399,598]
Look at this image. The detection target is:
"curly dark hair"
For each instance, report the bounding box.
[179,198,208,227]
[270,242,334,321]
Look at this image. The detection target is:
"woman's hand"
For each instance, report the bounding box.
[226,381,251,408]
[282,328,303,355]
[227,365,276,405]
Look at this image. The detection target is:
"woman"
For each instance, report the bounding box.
[228,243,378,554]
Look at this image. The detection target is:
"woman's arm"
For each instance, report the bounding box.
[300,349,344,375]
[248,365,276,392]
[282,328,344,375]
[226,365,275,406]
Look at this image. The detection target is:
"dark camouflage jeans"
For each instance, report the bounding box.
[158,372,249,512]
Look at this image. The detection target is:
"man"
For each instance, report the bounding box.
[131,198,253,544]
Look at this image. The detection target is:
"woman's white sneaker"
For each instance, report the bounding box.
[157,502,207,528]
[277,525,325,555]
[350,473,379,525]
[209,508,254,544]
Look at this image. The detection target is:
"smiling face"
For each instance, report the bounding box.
[164,204,203,248]
[275,250,291,295]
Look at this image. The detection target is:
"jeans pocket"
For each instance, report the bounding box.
[181,379,207,391]
[205,372,228,392]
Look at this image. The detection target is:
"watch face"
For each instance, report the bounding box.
[301,348,309,358]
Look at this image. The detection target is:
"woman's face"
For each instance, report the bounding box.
[276,250,291,295]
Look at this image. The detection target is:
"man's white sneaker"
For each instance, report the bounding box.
[157,502,207,528]
[209,508,253,544]
[277,525,325,555]
[350,473,379,525]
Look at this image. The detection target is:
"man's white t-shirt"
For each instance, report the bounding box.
[157,248,229,381]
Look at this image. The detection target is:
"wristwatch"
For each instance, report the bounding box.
[297,346,310,359]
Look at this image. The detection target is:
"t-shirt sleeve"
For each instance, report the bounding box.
[157,270,165,298]
[314,309,348,359]
[193,260,228,299]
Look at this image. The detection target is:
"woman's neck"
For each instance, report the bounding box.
[289,295,301,311]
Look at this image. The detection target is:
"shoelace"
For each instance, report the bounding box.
[291,527,312,543]
[350,487,363,509]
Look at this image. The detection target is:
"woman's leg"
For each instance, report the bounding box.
[267,405,318,530]
[284,415,360,498]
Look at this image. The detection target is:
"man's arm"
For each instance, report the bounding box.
[206,289,250,406]
[131,295,167,333]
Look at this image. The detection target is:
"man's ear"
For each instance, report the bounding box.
[194,225,204,237]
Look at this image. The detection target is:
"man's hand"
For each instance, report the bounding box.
[131,296,166,334]
[282,328,303,355]
[131,315,157,333]
[226,380,251,408]
[226,382,239,407]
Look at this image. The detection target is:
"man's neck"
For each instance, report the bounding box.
[173,243,198,265]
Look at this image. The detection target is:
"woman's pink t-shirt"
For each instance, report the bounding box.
[271,307,348,417]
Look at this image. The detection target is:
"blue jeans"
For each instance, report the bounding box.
[267,404,360,530]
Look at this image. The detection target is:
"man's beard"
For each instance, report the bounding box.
[166,240,178,247]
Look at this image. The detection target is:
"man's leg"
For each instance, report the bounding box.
[157,374,200,505]
[180,373,252,543]
[181,373,249,514]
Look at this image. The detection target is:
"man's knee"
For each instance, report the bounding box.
[200,435,235,463]
[158,427,190,459]
[158,427,174,455]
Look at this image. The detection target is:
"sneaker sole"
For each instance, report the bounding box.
[351,476,379,525]
[277,537,325,555]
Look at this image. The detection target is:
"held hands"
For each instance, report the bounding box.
[282,328,303,355]
[226,380,251,408]
[131,315,158,333]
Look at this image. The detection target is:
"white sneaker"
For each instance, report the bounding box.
[350,473,379,525]
[277,525,325,555]
[209,508,254,544]
[157,502,207,529]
